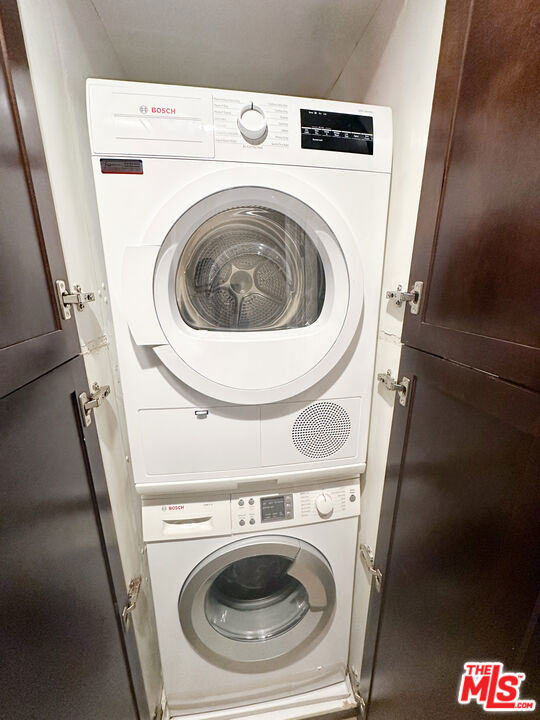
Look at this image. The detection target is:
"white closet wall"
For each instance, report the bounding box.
[16,0,162,713]
[329,0,446,669]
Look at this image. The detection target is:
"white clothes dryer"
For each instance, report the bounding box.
[143,478,360,717]
[87,80,392,495]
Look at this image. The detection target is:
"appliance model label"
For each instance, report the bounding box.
[100,158,143,174]
[300,109,373,155]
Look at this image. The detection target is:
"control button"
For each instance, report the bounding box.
[248,498,255,505]
[238,499,244,506]
[237,103,267,141]
[249,518,256,525]
[350,494,356,502]
[309,128,315,134]
[315,492,334,518]
[328,131,335,136]
[339,132,345,137]
[239,519,246,526]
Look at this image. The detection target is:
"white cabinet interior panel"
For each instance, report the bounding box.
[90,0,382,97]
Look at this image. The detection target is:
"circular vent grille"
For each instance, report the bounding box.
[292,402,351,459]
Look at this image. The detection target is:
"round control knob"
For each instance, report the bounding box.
[315,492,334,517]
[237,104,267,141]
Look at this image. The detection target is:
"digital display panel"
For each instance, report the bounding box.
[261,496,286,521]
[301,109,374,155]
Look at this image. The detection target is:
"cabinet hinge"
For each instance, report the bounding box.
[122,576,142,629]
[386,280,423,314]
[377,370,410,407]
[78,382,111,427]
[56,279,95,320]
[348,665,367,718]
[359,543,383,592]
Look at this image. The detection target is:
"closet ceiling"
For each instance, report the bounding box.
[91,0,381,98]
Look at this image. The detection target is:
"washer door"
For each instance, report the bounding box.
[125,168,364,404]
[178,536,336,669]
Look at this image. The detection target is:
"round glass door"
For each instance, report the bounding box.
[205,554,309,641]
[176,207,325,331]
[150,180,362,404]
[178,537,336,667]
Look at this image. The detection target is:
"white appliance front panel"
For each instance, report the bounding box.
[145,516,358,714]
[261,397,361,467]
[140,405,260,476]
[144,496,232,542]
[89,110,390,491]
[89,83,215,157]
[88,79,392,174]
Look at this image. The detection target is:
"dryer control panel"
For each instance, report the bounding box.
[87,79,392,174]
[300,109,374,155]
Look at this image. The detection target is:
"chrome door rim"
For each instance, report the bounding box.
[178,536,336,670]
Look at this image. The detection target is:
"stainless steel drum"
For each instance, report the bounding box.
[176,207,325,331]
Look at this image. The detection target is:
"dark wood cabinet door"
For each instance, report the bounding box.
[0,3,149,716]
[0,357,142,720]
[361,346,540,719]
[402,0,540,390]
[0,0,79,397]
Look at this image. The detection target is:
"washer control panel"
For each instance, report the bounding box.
[231,478,359,533]
[143,478,360,541]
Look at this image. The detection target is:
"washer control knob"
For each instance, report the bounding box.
[249,518,256,525]
[237,103,267,141]
[239,519,245,526]
[315,492,334,517]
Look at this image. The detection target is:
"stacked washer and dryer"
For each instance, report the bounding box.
[87,80,391,720]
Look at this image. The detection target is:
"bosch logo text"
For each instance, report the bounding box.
[139,105,176,115]
[165,505,185,511]
[152,106,176,114]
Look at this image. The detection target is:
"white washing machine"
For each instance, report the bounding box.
[87,80,392,495]
[143,478,360,717]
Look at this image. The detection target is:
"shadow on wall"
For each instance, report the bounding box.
[327,0,406,101]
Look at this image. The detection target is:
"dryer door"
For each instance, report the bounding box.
[178,536,336,669]
[124,168,364,404]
